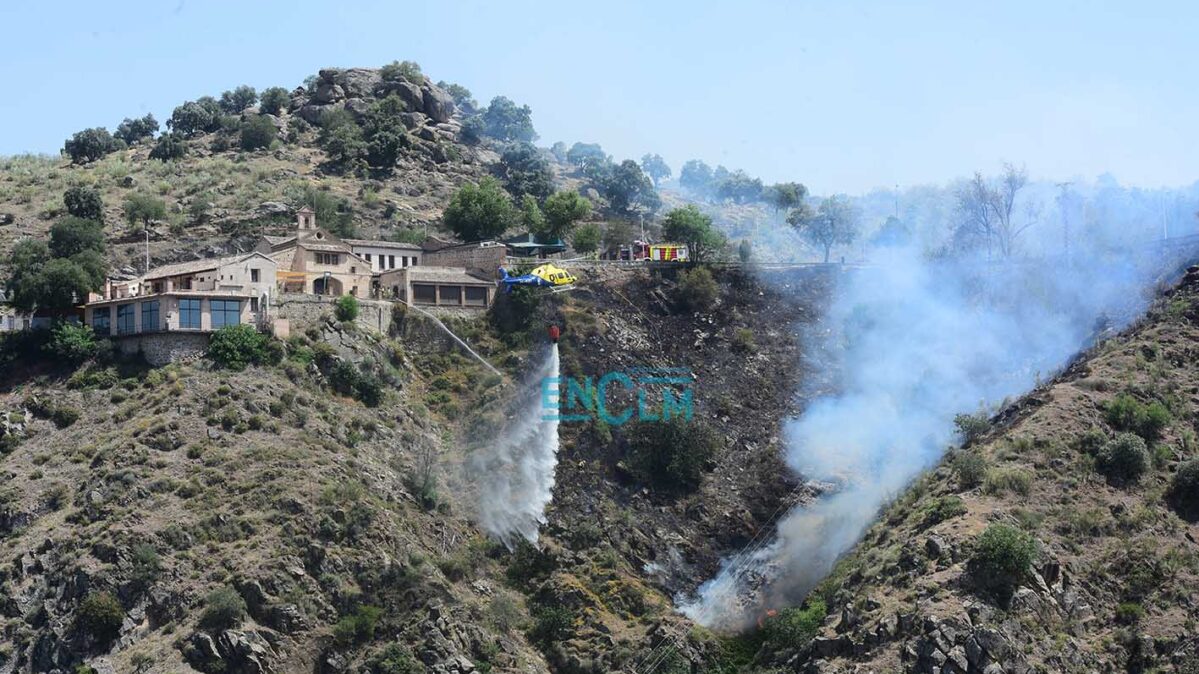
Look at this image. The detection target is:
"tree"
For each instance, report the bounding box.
[219,85,258,113]
[207,324,267,370]
[788,195,858,263]
[542,190,593,240]
[549,141,568,162]
[602,220,635,256]
[381,60,424,83]
[871,215,911,247]
[571,222,601,254]
[953,164,1030,258]
[679,160,713,193]
[5,238,105,312]
[114,114,159,144]
[661,205,726,262]
[50,217,105,258]
[361,95,409,168]
[64,186,104,221]
[124,194,166,228]
[259,86,291,115]
[29,258,96,310]
[738,239,752,263]
[200,586,247,631]
[768,182,807,213]
[63,128,120,163]
[149,133,187,161]
[499,143,554,200]
[602,160,659,215]
[519,195,545,233]
[969,524,1036,604]
[335,296,360,322]
[714,169,763,204]
[436,80,476,111]
[443,177,516,241]
[318,111,366,171]
[640,153,672,187]
[46,321,98,363]
[169,98,223,136]
[480,96,537,142]
[677,266,718,311]
[77,592,125,644]
[566,142,607,168]
[627,416,718,493]
[239,115,276,150]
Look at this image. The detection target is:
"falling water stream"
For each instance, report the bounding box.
[474,344,562,547]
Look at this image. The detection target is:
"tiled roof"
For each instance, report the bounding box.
[345,239,423,251]
[406,266,495,285]
[143,252,267,281]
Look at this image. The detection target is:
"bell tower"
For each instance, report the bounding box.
[296,206,316,234]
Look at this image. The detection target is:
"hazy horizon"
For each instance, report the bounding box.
[4,0,1198,194]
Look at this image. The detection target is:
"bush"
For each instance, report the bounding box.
[169,98,222,136]
[207,324,268,370]
[1169,459,1199,521]
[123,193,166,227]
[626,417,717,493]
[763,598,826,648]
[219,85,258,113]
[64,186,104,221]
[954,411,990,445]
[380,60,423,83]
[677,267,718,311]
[969,524,1036,603]
[1096,433,1150,485]
[64,128,121,163]
[1105,393,1171,440]
[149,133,187,161]
[239,115,276,150]
[527,605,573,647]
[918,495,968,527]
[335,295,360,322]
[367,644,422,674]
[1115,602,1145,625]
[77,592,125,643]
[334,605,383,645]
[114,114,158,144]
[952,451,987,489]
[45,322,97,363]
[324,359,385,407]
[259,87,290,115]
[50,406,81,429]
[983,466,1033,496]
[731,327,755,353]
[199,586,246,631]
[571,221,601,254]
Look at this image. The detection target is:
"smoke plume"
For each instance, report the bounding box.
[683,180,1196,628]
[474,344,561,548]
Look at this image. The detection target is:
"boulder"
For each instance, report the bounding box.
[422,85,455,123]
[0,213,14,225]
[342,98,370,120]
[391,81,425,111]
[297,104,335,125]
[336,68,381,98]
[313,82,344,105]
[400,112,429,129]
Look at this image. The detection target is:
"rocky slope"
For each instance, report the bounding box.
[761,268,1199,674]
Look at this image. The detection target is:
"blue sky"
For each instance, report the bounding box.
[2,0,1196,194]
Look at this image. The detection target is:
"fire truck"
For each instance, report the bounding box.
[616,241,691,262]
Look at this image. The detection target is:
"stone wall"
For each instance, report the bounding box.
[116,332,211,366]
[423,244,506,274]
[272,293,391,334]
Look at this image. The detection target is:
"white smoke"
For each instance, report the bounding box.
[474,344,562,548]
[683,231,1191,628]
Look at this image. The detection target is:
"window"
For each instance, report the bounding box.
[116,304,135,335]
[401,256,408,267]
[364,253,371,263]
[211,299,241,329]
[92,307,111,336]
[412,257,418,266]
[438,285,462,305]
[141,300,160,332]
[464,287,488,307]
[179,276,192,290]
[389,255,395,269]
[413,284,436,304]
[251,269,260,282]
[315,252,340,265]
[180,298,201,329]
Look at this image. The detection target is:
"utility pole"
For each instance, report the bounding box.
[144,227,151,274]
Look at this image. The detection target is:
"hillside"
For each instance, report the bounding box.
[758,268,1199,673]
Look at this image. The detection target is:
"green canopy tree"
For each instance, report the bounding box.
[571,222,601,254]
[49,217,105,258]
[63,128,121,163]
[661,205,726,262]
[63,186,104,221]
[114,114,159,145]
[149,133,187,161]
[541,190,592,240]
[443,177,516,241]
[640,153,672,187]
[239,115,276,151]
[480,96,537,142]
[603,160,659,215]
[788,195,858,263]
[519,195,545,233]
[259,87,291,115]
[499,143,554,200]
[679,159,713,193]
[124,194,167,228]
[219,85,258,113]
[768,182,808,213]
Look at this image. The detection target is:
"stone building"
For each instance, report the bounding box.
[257,207,374,296]
[379,266,496,309]
[344,238,423,272]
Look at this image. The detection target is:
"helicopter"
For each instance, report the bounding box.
[497,263,578,294]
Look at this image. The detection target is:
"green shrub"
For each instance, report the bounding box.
[626,417,717,494]
[199,586,246,631]
[731,327,755,353]
[1115,602,1145,625]
[259,87,290,115]
[954,411,991,445]
[76,592,125,643]
[918,495,968,527]
[50,406,80,428]
[983,466,1033,496]
[527,605,573,647]
[763,598,826,649]
[45,322,97,363]
[334,605,383,645]
[64,127,121,163]
[367,644,422,674]
[335,295,360,322]
[1097,433,1150,485]
[123,193,166,227]
[1169,459,1199,521]
[207,325,267,370]
[149,134,187,161]
[64,186,104,221]
[969,524,1036,603]
[1105,393,1171,440]
[380,60,424,83]
[239,114,276,151]
[952,451,987,490]
[676,266,718,311]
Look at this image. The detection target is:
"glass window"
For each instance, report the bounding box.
[141,300,160,332]
[251,269,260,282]
[92,306,111,336]
[180,298,202,329]
[389,255,395,269]
[438,285,461,305]
[117,304,135,334]
[211,299,241,329]
[413,284,437,304]
[464,287,488,307]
